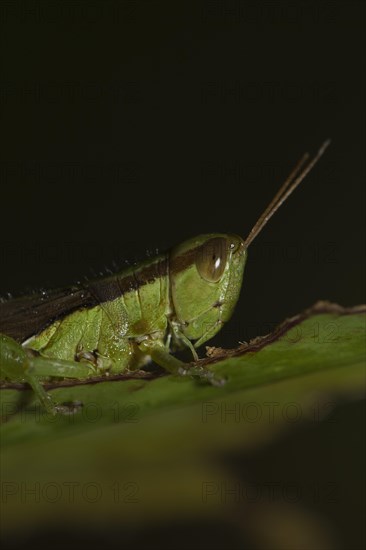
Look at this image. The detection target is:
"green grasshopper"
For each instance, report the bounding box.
[0,141,330,414]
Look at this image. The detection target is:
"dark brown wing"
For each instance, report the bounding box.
[0,256,169,343]
[0,286,97,343]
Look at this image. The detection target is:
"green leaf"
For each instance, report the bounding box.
[1,301,365,538]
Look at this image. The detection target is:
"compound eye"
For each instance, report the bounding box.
[196,237,228,283]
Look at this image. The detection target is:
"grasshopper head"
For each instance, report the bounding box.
[168,141,331,351]
[169,234,247,348]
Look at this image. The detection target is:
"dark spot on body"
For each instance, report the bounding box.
[131,319,150,334]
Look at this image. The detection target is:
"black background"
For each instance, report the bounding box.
[0,1,365,549]
[0,0,365,348]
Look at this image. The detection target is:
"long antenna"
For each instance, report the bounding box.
[243,139,331,248]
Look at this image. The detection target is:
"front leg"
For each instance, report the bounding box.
[138,339,225,386]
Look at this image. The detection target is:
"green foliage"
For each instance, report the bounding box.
[1,302,365,540]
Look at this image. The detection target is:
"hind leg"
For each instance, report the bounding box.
[1,334,95,414]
